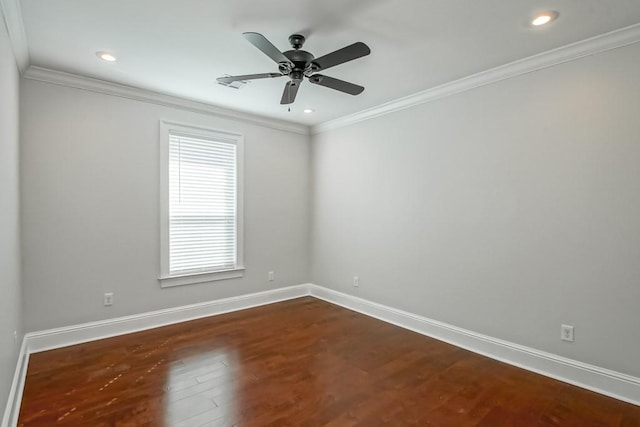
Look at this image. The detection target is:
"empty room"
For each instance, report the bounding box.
[1,0,640,425]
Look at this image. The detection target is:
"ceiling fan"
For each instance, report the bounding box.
[217,32,371,105]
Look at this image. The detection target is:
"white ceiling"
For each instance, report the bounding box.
[19,0,640,126]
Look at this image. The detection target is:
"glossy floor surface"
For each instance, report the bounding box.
[19,297,640,426]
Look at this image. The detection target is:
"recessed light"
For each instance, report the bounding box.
[96,51,117,62]
[303,108,314,114]
[531,11,558,27]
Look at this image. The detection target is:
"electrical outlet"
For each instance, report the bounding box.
[353,276,359,287]
[561,324,574,342]
[268,271,274,282]
[104,292,114,306]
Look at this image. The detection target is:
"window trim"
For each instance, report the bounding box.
[158,120,244,287]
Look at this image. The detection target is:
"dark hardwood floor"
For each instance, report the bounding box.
[18,297,640,426]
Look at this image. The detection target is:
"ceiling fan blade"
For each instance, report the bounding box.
[280,81,300,105]
[312,42,370,71]
[308,74,364,95]
[217,73,283,84]
[243,32,293,66]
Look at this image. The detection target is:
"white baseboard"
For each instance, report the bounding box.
[4,282,638,427]
[3,284,312,427]
[1,338,28,427]
[308,284,640,406]
[26,284,310,354]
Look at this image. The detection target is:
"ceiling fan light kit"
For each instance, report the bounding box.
[217,32,371,105]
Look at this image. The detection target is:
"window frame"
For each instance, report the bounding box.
[159,120,245,288]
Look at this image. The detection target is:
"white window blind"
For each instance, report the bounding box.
[168,132,237,275]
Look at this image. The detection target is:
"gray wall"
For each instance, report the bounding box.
[21,79,310,331]
[0,10,22,410]
[17,27,640,384]
[310,43,640,378]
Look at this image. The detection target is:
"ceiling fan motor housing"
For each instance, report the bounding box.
[281,48,315,79]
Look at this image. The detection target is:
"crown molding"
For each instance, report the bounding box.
[14,20,640,136]
[23,66,310,135]
[0,0,29,73]
[312,23,640,134]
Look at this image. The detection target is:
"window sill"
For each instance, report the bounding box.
[159,267,245,288]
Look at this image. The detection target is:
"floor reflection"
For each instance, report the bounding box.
[165,349,238,426]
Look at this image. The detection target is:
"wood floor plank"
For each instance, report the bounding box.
[17,297,640,426]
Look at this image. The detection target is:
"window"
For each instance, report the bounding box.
[159,121,244,287]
